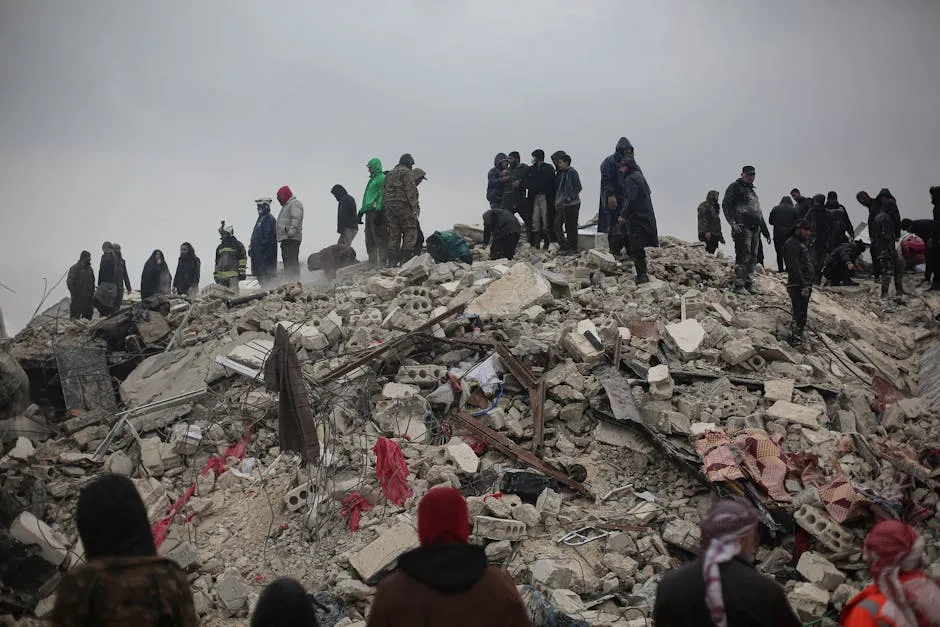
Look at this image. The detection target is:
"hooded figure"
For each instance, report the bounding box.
[214,223,247,291]
[487,152,511,210]
[112,243,133,309]
[876,188,902,239]
[140,250,173,299]
[841,520,940,627]
[805,194,830,281]
[51,474,198,626]
[360,157,388,267]
[366,487,531,627]
[598,137,633,234]
[768,196,797,271]
[931,186,940,225]
[383,153,421,266]
[331,184,359,247]
[697,190,724,254]
[172,242,200,297]
[825,191,855,250]
[482,207,522,261]
[67,250,96,319]
[615,156,659,283]
[276,185,304,281]
[250,198,278,286]
[251,578,319,627]
[95,242,119,316]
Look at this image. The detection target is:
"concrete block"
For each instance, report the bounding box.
[395,297,433,317]
[562,319,605,363]
[627,501,659,523]
[763,379,794,403]
[382,382,421,398]
[349,524,420,581]
[602,553,639,580]
[765,400,821,429]
[307,315,342,345]
[227,339,274,369]
[474,516,527,541]
[365,275,406,300]
[665,318,706,360]
[215,567,251,616]
[140,436,165,475]
[788,583,830,623]
[530,557,575,589]
[551,589,586,616]
[466,263,553,318]
[396,364,447,388]
[794,505,857,553]
[796,551,846,591]
[170,423,202,455]
[196,471,215,496]
[586,249,618,272]
[485,540,512,561]
[444,437,479,474]
[167,540,199,570]
[510,503,541,528]
[8,436,35,460]
[536,488,562,518]
[105,451,134,476]
[277,321,329,351]
[283,482,312,512]
[721,338,758,366]
[373,394,430,442]
[662,518,701,553]
[10,511,69,566]
[647,364,674,400]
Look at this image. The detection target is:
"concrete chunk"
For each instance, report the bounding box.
[789,583,830,622]
[466,263,553,318]
[214,567,251,616]
[473,516,527,540]
[444,437,479,474]
[765,400,821,429]
[277,321,329,351]
[796,551,846,591]
[647,364,674,400]
[763,379,795,403]
[226,339,274,369]
[349,524,420,581]
[562,319,605,363]
[10,511,70,566]
[662,518,701,553]
[721,338,758,366]
[665,318,706,360]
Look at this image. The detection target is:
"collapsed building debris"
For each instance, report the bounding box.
[2,235,940,625]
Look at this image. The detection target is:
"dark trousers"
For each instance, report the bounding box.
[70,299,93,320]
[733,226,760,288]
[809,246,827,284]
[704,236,720,254]
[490,232,520,261]
[926,241,939,285]
[787,285,810,341]
[773,236,786,271]
[281,239,301,281]
[558,203,581,250]
[877,245,904,295]
[365,212,388,267]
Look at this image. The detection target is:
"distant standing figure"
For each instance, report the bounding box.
[112,243,133,309]
[360,157,387,267]
[871,202,906,298]
[697,190,725,254]
[250,197,278,288]
[554,153,582,252]
[722,165,770,295]
[791,188,812,218]
[172,242,200,297]
[507,151,530,231]
[140,250,172,299]
[616,156,659,284]
[251,578,319,627]
[482,207,522,261]
[784,219,814,347]
[276,185,304,281]
[768,196,797,271]
[901,217,940,289]
[487,153,511,210]
[412,168,427,257]
[67,250,96,319]
[598,137,633,234]
[50,474,198,626]
[524,149,555,250]
[825,191,854,251]
[95,241,119,316]
[383,153,421,266]
[214,223,247,291]
[331,184,359,246]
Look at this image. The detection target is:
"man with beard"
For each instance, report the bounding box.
[790,188,813,218]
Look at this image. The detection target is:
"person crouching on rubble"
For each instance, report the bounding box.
[367,486,531,627]
[840,520,940,627]
[51,474,198,626]
[822,240,868,286]
[654,500,800,627]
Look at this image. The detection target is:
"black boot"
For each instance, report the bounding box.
[634,256,650,284]
[528,232,538,247]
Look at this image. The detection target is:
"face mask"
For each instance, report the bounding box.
[531,158,537,165]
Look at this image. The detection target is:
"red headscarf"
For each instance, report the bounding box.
[277,185,293,206]
[417,487,469,546]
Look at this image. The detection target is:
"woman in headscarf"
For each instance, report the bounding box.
[172,242,201,297]
[51,474,198,626]
[841,520,940,627]
[251,578,319,627]
[140,249,172,299]
[366,486,531,627]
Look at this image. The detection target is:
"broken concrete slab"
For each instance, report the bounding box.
[10,512,69,566]
[721,338,758,366]
[373,394,430,442]
[662,518,701,553]
[215,567,251,616]
[763,379,794,403]
[789,583,830,622]
[562,319,605,363]
[349,524,420,582]
[647,365,674,400]
[444,437,479,474]
[765,400,821,429]
[665,318,706,361]
[277,321,329,351]
[465,263,553,318]
[796,551,846,591]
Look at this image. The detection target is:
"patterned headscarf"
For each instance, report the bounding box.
[700,500,759,627]
[863,520,940,627]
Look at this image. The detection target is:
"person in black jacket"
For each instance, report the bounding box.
[768,196,797,272]
[784,219,814,347]
[616,156,659,284]
[482,208,521,261]
[524,149,556,250]
[486,153,511,211]
[331,184,359,246]
[67,251,96,320]
[790,188,812,218]
[172,242,201,297]
[825,191,854,252]
[598,137,633,235]
[250,198,278,287]
[654,500,800,627]
[822,240,867,286]
[697,190,724,254]
[140,250,172,300]
[722,166,771,295]
[872,203,906,298]
[900,218,938,288]
[804,194,830,283]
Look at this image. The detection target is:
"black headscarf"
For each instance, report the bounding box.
[251,578,319,627]
[77,474,156,560]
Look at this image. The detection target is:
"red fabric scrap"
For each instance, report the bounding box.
[373,437,413,506]
[462,435,488,455]
[341,492,372,531]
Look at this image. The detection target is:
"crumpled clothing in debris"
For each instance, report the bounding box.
[373,437,413,506]
[309,592,348,627]
[520,585,589,627]
[817,474,869,523]
[264,325,320,463]
[341,492,372,531]
[695,430,745,482]
[734,428,791,503]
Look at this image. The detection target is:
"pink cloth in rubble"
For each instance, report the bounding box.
[373,437,413,506]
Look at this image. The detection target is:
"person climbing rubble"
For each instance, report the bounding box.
[615,156,659,284]
[822,240,867,286]
[214,222,247,292]
[331,184,359,247]
[51,474,198,626]
[67,250,96,319]
[250,198,278,288]
[697,190,725,254]
[384,153,421,267]
[140,250,172,299]
[366,487,531,627]
[840,520,940,627]
[871,200,906,298]
[784,218,814,347]
[276,185,304,282]
[653,500,801,627]
[482,206,522,261]
[172,242,200,297]
[251,578,320,627]
[360,157,387,268]
[722,165,771,295]
[768,196,797,271]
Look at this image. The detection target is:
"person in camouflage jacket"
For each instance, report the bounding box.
[383,153,421,266]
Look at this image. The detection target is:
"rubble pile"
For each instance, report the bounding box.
[2,236,940,626]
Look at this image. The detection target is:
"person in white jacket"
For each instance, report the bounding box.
[275,185,304,281]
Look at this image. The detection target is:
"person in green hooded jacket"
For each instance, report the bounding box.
[360,157,387,267]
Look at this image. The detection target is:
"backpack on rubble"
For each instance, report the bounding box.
[426,230,472,264]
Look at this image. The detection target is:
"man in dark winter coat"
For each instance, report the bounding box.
[616,156,659,284]
[524,149,556,249]
[825,191,854,251]
[250,198,278,287]
[823,240,867,286]
[875,188,902,239]
[805,194,830,282]
[857,190,882,278]
[768,196,797,272]
[554,153,582,252]
[784,219,815,347]
[215,223,247,292]
[598,137,633,234]
[791,188,813,218]
[900,218,939,288]
[112,244,132,310]
[332,184,359,246]
[722,166,771,295]
[871,203,906,298]
[482,208,522,261]
[654,500,800,627]
[487,153,511,210]
[67,251,96,320]
[697,190,724,254]
[506,151,530,231]
[172,243,200,297]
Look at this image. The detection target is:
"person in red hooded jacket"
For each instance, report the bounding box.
[276,185,304,282]
[366,487,531,627]
[841,520,940,627]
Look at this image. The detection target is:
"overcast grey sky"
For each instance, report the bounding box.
[2,1,939,332]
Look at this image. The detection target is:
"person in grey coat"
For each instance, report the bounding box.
[615,156,659,284]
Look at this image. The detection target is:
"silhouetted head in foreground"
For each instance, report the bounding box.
[77,474,156,560]
[251,577,318,627]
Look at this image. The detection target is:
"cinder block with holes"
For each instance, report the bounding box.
[399,286,432,300]
[396,364,447,388]
[794,505,857,553]
[396,297,433,316]
[283,482,313,512]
